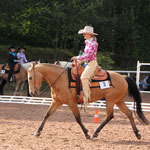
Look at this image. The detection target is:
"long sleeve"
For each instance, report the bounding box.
[17,53,20,59]
[77,39,98,61]
[24,55,28,63]
[8,52,18,63]
[17,52,28,64]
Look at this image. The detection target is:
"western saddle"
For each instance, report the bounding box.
[71,61,108,84]
[70,61,110,103]
[2,64,20,74]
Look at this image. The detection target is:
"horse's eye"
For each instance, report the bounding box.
[29,77,32,80]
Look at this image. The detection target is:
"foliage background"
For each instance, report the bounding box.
[0,0,150,70]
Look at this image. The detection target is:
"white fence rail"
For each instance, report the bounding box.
[0,95,150,112]
[113,70,150,77]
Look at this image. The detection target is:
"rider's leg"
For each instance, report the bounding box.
[8,64,14,82]
[81,60,98,109]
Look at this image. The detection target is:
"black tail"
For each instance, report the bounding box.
[125,77,149,125]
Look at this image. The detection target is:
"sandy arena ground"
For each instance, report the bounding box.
[0,101,150,150]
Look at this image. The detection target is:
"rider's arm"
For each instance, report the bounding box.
[8,53,18,63]
[17,52,21,60]
[77,42,98,61]
[23,54,28,63]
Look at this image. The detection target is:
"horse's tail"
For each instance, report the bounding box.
[125,77,149,125]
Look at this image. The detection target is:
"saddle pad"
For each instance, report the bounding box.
[1,64,21,74]
[68,68,112,88]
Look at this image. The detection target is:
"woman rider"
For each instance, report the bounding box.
[71,26,98,109]
[8,46,20,82]
[17,47,28,64]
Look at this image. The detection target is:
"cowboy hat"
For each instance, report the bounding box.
[8,46,15,50]
[18,47,26,51]
[78,26,98,35]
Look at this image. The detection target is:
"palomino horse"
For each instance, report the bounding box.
[28,63,149,139]
[0,62,39,96]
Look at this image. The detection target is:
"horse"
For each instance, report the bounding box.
[27,63,149,139]
[0,62,39,96]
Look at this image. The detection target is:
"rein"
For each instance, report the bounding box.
[33,63,38,93]
[38,60,72,96]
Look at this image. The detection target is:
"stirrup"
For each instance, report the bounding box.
[77,91,84,104]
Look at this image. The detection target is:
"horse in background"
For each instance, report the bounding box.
[0,61,40,96]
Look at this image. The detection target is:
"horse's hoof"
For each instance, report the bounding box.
[137,134,141,139]
[34,132,40,137]
[92,133,98,138]
[86,135,91,139]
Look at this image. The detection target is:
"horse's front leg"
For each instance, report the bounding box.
[34,100,62,136]
[68,101,90,139]
[14,80,21,96]
[20,81,25,96]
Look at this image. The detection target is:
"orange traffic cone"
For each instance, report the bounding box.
[93,109,100,123]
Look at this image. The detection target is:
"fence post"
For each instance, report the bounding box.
[136,61,140,88]
[128,72,130,77]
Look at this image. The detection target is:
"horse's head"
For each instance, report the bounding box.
[27,62,43,96]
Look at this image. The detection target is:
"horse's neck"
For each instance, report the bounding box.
[38,64,64,86]
[21,63,32,71]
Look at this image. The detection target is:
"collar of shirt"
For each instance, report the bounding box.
[9,51,16,56]
[85,37,94,44]
[18,52,24,55]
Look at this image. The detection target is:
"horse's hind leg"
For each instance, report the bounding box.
[34,100,62,136]
[68,101,90,139]
[93,101,114,138]
[116,101,141,139]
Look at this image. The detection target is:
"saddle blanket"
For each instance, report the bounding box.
[1,64,21,74]
[67,68,112,89]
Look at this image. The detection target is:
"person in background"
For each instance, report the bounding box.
[79,46,84,56]
[17,47,28,64]
[8,46,19,82]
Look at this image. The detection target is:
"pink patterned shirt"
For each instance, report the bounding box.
[77,38,98,61]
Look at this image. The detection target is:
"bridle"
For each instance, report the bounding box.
[31,60,71,95]
[32,63,38,94]
[32,63,56,94]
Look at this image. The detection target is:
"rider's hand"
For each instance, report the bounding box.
[71,56,77,61]
[17,60,20,63]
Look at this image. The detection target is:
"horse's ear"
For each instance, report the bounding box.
[56,60,60,65]
[31,62,36,68]
[38,60,40,64]
[35,60,40,64]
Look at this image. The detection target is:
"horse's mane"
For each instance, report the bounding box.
[36,63,65,70]
[22,61,40,71]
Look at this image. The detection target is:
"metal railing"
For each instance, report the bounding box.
[0,95,150,112]
[136,61,150,94]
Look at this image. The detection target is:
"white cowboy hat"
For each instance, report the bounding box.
[78,26,98,35]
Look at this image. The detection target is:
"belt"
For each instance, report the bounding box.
[85,60,91,63]
[85,59,96,63]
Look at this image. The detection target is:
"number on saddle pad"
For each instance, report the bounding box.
[99,80,110,89]
[1,69,5,74]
